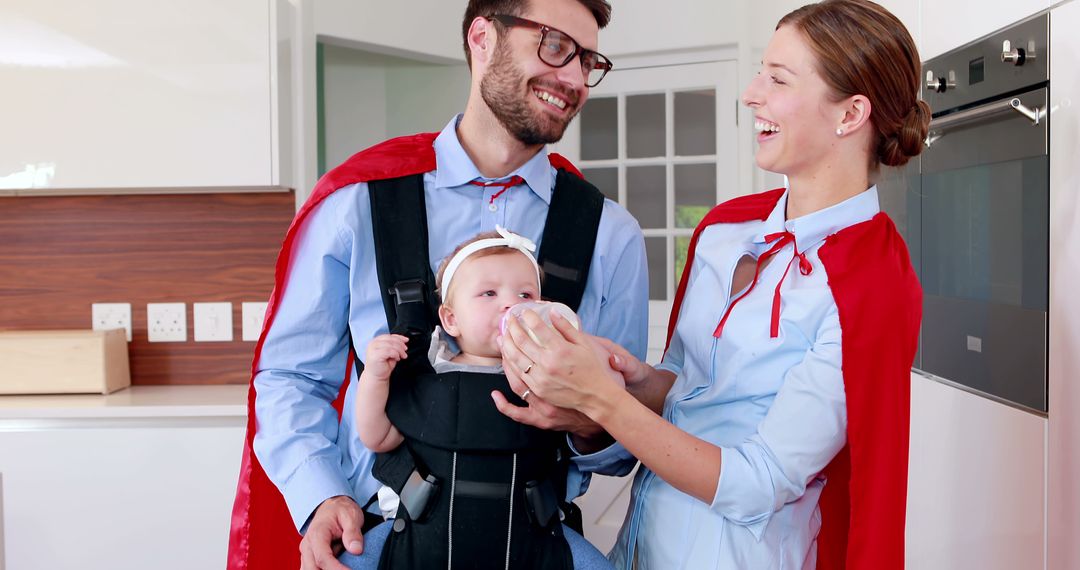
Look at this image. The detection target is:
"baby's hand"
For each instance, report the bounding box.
[364,334,409,381]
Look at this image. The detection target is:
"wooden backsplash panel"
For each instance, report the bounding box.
[0,192,296,385]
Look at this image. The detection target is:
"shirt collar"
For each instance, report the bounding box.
[754,185,881,249]
[432,115,554,204]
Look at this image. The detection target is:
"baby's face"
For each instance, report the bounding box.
[440,251,539,359]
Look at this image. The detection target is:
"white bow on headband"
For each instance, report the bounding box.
[439,225,541,297]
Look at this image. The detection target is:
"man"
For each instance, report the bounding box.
[227,1,646,568]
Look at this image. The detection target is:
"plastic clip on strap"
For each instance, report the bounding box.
[524,479,559,528]
[389,279,432,354]
[399,468,440,524]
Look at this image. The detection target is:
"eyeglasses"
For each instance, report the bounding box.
[488,14,613,88]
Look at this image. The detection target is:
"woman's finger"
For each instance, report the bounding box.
[550,310,587,344]
[504,315,547,369]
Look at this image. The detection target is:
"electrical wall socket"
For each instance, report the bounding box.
[147,303,187,342]
[241,302,268,342]
[91,302,132,341]
[194,302,233,342]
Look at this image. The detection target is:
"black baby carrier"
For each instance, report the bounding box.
[360,170,606,569]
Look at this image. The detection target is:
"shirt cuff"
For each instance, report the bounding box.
[568,436,637,476]
[283,455,356,533]
[654,360,681,377]
[711,445,773,540]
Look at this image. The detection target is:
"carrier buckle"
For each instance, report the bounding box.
[525,479,559,528]
[399,469,440,523]
[389,279,426,306]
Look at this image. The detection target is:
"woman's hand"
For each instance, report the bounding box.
[590,335,649,387]
[498,309,623,420]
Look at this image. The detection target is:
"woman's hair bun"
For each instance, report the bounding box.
[878,100,931,167]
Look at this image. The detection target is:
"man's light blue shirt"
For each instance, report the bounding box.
[252,116,649,531]
[609,187,880,569]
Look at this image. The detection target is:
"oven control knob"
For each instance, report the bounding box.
[925,70,952,93]
[1002,40,1027,66]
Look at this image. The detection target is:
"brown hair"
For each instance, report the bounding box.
[461,0,612,69]
[435,231,541,303]
[778,0,930,167]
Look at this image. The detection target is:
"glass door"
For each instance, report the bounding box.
[557,60,739,363]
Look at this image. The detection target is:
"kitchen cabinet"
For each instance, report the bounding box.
[0,386,246,569]
[906,374,1046,569]
[1048,2,1080,568]
[0,0,292,190]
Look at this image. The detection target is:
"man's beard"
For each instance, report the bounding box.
[480,42,579,146]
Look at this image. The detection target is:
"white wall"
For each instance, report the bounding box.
[319,45,470,174]
[598,1,733,57]
[385,62,470,137]
[321,44,390,168]
[315,0,467,63]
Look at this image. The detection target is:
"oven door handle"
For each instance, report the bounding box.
[925,97,1046,147]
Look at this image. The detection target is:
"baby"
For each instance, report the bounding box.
[356,226,545,450]
[345,226,613,570]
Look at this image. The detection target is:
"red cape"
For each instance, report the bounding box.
[226,133,583,570]
[666,188,921,569]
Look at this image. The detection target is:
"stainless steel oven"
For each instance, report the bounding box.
[881,14,1049,414]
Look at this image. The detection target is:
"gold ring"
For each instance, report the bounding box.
[523,363,533,375]
[520,389,531,400]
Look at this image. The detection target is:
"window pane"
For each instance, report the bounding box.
[674,163,716,228]
[674,90,716,156]
[580,97,618,160]
[581,167,618,203]
[626,93,665,158]
[675,236,692,288]
[626,165,666,229]
[646,236,667,301]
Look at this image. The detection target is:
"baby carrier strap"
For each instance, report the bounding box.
[537,169,606,312]
[360,169,604,569]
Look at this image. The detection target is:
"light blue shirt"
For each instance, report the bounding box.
[252,116,649,531]
[609,187,880,569]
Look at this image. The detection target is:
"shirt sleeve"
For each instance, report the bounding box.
[252,187,360,532]
[593,205,650,361]
[709,303,848,536]
[567,206,649,484]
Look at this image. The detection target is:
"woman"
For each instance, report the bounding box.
[497,1,928,568]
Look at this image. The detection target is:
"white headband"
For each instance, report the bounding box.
[440,225,541,299]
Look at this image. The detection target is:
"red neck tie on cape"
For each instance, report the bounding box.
[713,230,814,339]
[469,175,524,206]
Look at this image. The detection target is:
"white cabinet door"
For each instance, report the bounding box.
[0,0,273,189]
[906,374,1046,569]
[1048,2,1080,569]
[922,0,1049,59]
[0,420,244,570]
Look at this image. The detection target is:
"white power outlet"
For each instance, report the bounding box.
[91,302,132,342]
[147,303,187,342]
[194,302,233,342]
[241,302,268,342]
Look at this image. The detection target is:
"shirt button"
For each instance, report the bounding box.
[488,202,498,212]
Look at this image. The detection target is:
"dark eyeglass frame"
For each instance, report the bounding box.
[488,14,613,87]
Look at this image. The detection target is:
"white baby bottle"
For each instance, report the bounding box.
[500,301,580,339]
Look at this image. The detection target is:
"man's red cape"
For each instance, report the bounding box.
[665,188,921,569]
[226,132,583,570]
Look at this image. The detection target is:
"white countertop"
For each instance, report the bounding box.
[0,385,248,419]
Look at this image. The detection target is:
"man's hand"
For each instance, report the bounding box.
[299,495,364,570]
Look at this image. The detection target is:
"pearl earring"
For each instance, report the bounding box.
[835,128,844,136]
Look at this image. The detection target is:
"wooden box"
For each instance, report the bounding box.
[0,329,131,395]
